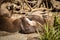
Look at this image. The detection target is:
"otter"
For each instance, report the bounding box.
[0,2,45,34]
[0,2,21,33]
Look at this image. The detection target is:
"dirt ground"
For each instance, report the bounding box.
[0,31,39,40]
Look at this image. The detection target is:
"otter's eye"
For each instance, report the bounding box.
[7,5,13,11]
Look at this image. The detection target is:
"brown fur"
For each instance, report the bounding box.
[19,17,36,34]
[27,15,45,25]
[14,17,44,34]
[0,15,20,33]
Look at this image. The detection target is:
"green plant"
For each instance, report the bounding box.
[38,24,60,40]
[53,15,60,31]
[54,16,60,26]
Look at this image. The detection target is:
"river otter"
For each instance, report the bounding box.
[0,2,20,33]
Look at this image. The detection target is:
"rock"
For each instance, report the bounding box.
[0,33,39,40]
